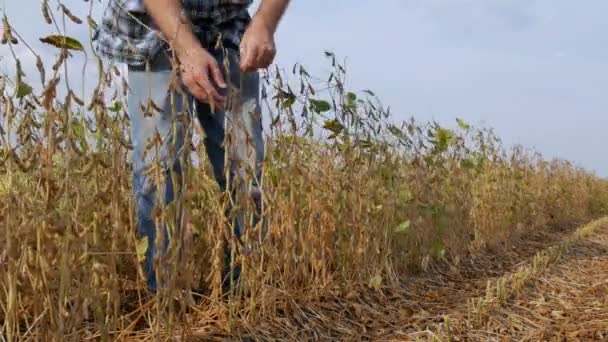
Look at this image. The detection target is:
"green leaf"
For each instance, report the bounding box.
[310,98,331,113]
[281,93,296,110]
[108,101,123,113]
[432,127,455,153]
[136,237,148,263]
[436,127,454,144]
[461,158,477,169]
[387,124,406,140]
[395,220,410,234]
[438,214,450,230]
[165,202,179,222]
[355,139,373,149]
[71,119,89,153]
[398,189,414,203]
[432,239,446,259]
[363,89,375,97]
[16,82,32,98]
[346,92,357,105]
[456,118,471,130]
[322,119,344,135]
[71,119,85,138]
[368,274,382,290]
[39,35,84,51]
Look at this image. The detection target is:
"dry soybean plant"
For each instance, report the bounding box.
[1,2,608,341]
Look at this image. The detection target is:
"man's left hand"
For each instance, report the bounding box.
[239,19,276,73]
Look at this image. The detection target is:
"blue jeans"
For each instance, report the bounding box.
[127,47,264,292]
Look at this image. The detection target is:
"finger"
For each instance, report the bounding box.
[209,60,227,89]
[189,85,225,109]
[239,42,251,71]
[260,46,276,69]
[241,45,261,72]
[252,45,267,71]
[183,71,226,109]
[195,73,225,104]
[184,77,209,103]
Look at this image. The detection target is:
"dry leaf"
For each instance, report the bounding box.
[368,275,382,290]
[136,237,148,263]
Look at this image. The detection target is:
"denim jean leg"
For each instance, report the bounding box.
[128,52,188,292]
[195,47,265,291]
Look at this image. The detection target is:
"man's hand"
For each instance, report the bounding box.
[239,0,290,73]
[143,0,226,106]
[240,19,276,73]
[178,47,226,108]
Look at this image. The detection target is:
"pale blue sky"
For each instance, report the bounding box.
[2,0,608,175]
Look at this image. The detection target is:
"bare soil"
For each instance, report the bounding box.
[167,223,608,341]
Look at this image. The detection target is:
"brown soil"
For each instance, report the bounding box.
[178,224,608,341]
[112,222,608,341]
[449,227,608,341]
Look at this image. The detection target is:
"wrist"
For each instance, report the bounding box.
[250,14,277,34]
[174,38,203,61]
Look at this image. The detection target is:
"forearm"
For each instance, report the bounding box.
[252,0,290,33]
[142,0,201,57]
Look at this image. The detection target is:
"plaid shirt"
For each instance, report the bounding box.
[93,0,252,66]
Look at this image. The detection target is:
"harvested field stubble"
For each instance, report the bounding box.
[1,4,608,341]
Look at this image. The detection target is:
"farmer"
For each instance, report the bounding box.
[93,0,289,293]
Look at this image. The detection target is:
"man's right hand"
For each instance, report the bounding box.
[142,0,227,108]
[178,46,227,108]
